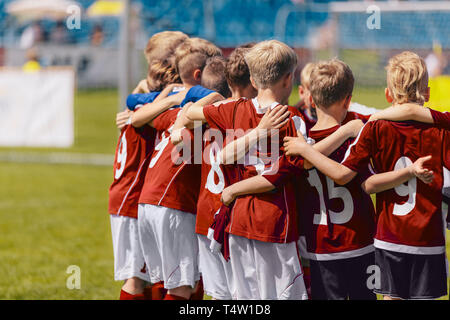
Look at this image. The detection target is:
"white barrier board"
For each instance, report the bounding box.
[0,67,74,147]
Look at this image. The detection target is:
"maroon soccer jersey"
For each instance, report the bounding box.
[195,126,240,236]
[108,123,156,218]
[203,98,307,243]
[300,115,376,260]
[430,108,450,130]
[138,108,201,214]
[342,119,450,254]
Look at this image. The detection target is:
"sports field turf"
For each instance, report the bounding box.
[0,88,448,300]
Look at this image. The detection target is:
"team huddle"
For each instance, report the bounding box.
[108,31,450,301]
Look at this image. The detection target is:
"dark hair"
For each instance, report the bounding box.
[201,56,231,98]
[225,43,255,89]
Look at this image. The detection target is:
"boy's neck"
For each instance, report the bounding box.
[256,88,286,107]
[231,87,246,100]
[182,77,201,90]
[393,101,424,107]
[312,104,344,131]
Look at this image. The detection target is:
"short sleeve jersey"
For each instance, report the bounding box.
[299,112,376,260]
[203,98,307,243]
[108,123,156,218]
[430,108,450,130]
[138,109,201,214]
[342,119,450,254]
[195,125,241,236]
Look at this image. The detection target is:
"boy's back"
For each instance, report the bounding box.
[204,97,307,243]
[343,119,450,252]
[300,112,376,258]
[109,124,156,218]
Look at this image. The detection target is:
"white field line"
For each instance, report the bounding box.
[0,151,114,166]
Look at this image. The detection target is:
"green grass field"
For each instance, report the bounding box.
[0,88,448,300]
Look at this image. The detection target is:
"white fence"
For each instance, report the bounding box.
[0,67,74,147]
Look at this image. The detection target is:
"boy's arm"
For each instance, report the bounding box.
[221,175,275,206]
[302,119,364,169]
[132,79,150,94]
[368,104,433,123]
[116,109,133,129]
[131,90,187,128]
[171,92,224,144]
[169,102,193,145]
[284,135,357,185]
[220,105,291,165]
[361,155,434,194]
[152,83,183,103]
[183,92,225,125]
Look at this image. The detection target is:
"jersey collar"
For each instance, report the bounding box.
[252,98,280,114]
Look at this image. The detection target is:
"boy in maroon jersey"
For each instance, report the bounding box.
[220,59,408,300]
[170,44,257,300]
[136,38,224,301]
[181,40,307,300]
[283,51,449,300]
[183,40,367,300]
[108,31,188,300]
[280,59,377,300]
[172,44,299,300]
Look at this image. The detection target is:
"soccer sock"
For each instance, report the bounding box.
[119,289,145,300]
[143,286,152,300]
[151,281,168,300]
[190,278,204,300]
[163,293,188,300]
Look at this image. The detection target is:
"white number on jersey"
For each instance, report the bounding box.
[149,131,170,168]
[307,169,354,225]
[206,141,225,194]
[114,132,127,179]
[392,156,416,216]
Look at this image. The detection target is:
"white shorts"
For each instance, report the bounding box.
[197,234,234,300]
[229,234,308,300]
[110,214,150,282]
[138,204,200,290]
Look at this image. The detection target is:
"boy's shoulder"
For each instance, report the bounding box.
[344,111,371,123]
[211,97,246,107]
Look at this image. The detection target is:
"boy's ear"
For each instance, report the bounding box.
[298,85,305,97]
[424,86,430,102]
[385,88,394,103]
[193,69,202,82]
[308,94,315,109]
[250,76,258,90]
[344,95,352,110]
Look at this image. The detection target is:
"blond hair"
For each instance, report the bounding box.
[309,59,354,108]
[386,51,429,104]
[175,37,223,83]
[244,40,298,89]
[144,31,188,64]
[146,59,181,92]
[300,62,316,89]
[143,31,187,92]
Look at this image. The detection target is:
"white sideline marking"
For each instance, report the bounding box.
[0,151,114,166]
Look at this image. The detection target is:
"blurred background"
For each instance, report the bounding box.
[0,0,448,299]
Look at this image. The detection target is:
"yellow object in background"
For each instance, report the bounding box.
[22,60,41,72]
[87,0,124,17]
[425,76,450,112]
